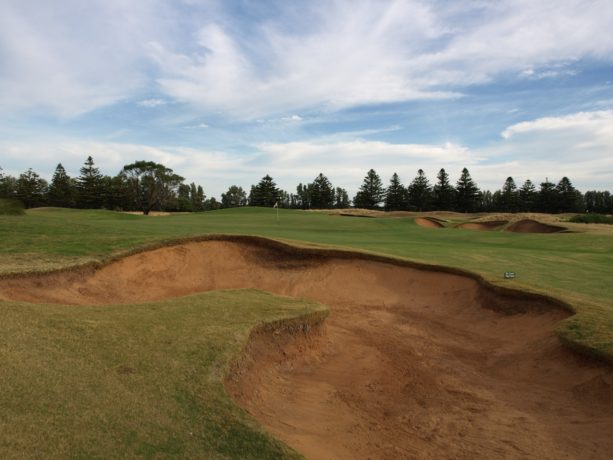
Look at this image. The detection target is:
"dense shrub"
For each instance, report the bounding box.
[569,214,613,225]
[0,198,25,215]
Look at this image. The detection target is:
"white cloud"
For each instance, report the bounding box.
[0,1,170,117]
[501,110,613,139]
[476,110,613,190]
[138,98,167,108]
[149,0,613,118]
[3,0,613,119]
[253,140,478,194]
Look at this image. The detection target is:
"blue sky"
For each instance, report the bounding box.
[1,0,613,199]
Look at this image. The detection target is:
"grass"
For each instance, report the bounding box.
[1,206,613,457]
[0,198,25,216]
[0,289,326,459]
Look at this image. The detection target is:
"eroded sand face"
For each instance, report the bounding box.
[1,239,612,459]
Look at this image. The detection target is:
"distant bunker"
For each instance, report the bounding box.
[506,219,569,233]
[414,216,446,228]
[0,236,610,459]
[455,220,508,230]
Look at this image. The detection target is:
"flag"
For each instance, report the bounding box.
[273,201,278,208]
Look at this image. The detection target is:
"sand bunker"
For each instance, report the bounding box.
[415,217,445,228]
[1,236,611,459]
[506,219,568,233]
[455,220,508,231]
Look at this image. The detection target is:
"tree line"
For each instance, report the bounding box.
[0,157,209,214]
[1,158,612,214]
[242,168,612,214]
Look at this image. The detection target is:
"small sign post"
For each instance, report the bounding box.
[504,272,516,279]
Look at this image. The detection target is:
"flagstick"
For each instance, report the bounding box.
[274,201,279,223]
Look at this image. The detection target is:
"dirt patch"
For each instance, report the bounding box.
[415,217,445,228]
[506,219,568,233]
[455,220,508,231]
[1,237,612,459]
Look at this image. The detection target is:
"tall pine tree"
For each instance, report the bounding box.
[48,163,75,208]
[249,175,280,207]
[433,168,455,210]
[385,173,406,211]
[407,169,432,211]
[353,169,384,209]
[310,173,335,209]
[455,168,480,212]
[77,156,104,209]
[518,179,537,212]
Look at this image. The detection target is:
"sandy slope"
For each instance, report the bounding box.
[1,238,612,459]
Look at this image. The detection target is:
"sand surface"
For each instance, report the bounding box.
[1,238,612,459]
[414,217,445,228]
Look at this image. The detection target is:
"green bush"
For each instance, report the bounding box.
[570,213,613,224]
[0,198,25,215]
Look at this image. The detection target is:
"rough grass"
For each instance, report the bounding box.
[0,289,326,459]
[0,198,25,216]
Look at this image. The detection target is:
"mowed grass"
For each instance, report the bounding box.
[0,289,325,459]
[1,206,613,457]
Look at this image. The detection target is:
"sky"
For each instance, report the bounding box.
[1,0,613,199]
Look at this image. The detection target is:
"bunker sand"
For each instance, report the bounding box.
[414,217,445,228]
[1,238,612,459]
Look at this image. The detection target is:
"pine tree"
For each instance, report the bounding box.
[433,168,455,211]
[249,175,280,207]
[48,163,75,208]
[16,168,47,208]
[556,177,583,213]
[536,179,558,213]
[384,173,406,211]
[334,187,349,208]
[310,173,335,209]
[353,169,384,209]
[455,168,480,212]
[499,177,519,212]
[77,156,104,209]
[407,169,432,211]
[518,179,537,212]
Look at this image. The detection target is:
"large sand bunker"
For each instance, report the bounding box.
[1,236,611,459]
